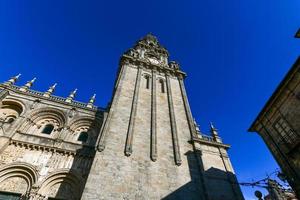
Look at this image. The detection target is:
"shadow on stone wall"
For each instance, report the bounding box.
[202,167,243,200]
[54,109,103,200]
[162,150,242,200]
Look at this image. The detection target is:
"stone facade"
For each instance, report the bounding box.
[0,34,244,200]
[0,82,103,199]
[249,57,300,197]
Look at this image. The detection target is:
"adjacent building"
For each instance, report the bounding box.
[295,29,300,38]
[249,57,300,197]
[0,34,244,200]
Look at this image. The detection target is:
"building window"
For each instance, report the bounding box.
[77,131,88,143]
[41,124,54,135]
[159,79,165,93]
[145,76,150,89]
[274,118,297,145]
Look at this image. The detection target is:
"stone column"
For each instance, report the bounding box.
[124,66,142,156]
[165,73,181,166]
[151,69,157,161]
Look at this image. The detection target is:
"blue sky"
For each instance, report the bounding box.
[0,0,299,198]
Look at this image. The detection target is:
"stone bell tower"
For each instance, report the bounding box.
[81,34,244,200]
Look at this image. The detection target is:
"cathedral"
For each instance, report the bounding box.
[0,34,244,200]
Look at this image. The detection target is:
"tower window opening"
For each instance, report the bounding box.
[78,131,88,143]
[159,80,165,93]
[41,124,54,135]
[145,76,150,89]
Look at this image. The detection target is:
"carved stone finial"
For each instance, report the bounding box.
[65,88,77,103]
[143,33,158,45]
[210,122,222,143]
[169,61,180,70]
[20,77,36,92]
[4,73,21,86]
[15,74,21,79]
[43,83,57,97]
[27,77,36,86]
[87,94,96,108]
[210,122,218,136]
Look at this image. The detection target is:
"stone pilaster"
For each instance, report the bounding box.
[124,66,142,156]
[166,73,181,166]
[150,70,157,161]
[217,146,243,199]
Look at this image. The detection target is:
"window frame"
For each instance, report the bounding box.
[41,124,54,135]
[145,75,150,89]
[159,79,165,93]
[77,131,89,143]
[273,117,297,146]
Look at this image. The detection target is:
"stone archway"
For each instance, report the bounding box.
[18,107,68,138]
[0,162,38,198]
[38,170,82,200]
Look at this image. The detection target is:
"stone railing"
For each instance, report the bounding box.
[200,134,215,142]
[1,84,99,111]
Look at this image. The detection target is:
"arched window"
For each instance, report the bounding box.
[77,131,88,143]
[0,101,23,124]
[159,79,165,93]
[41,124,54,135]
[145,76,150,89]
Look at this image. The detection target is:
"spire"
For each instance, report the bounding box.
[210,122,222,143]
[87,94,96,108]
[20,77,36,92]
[210,122,218,136]
[43,83,57,97]
[138,33,168,55]
[4,74,21,86]
[65,88,77,103]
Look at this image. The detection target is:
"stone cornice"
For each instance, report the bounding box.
[0,84,106,113]
[121,55,187,78]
